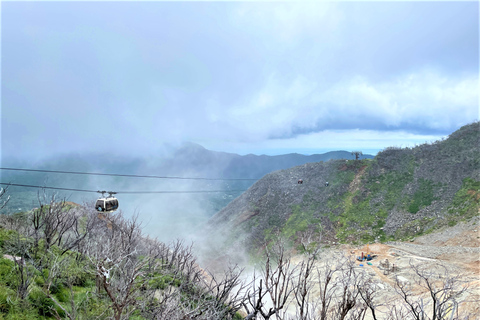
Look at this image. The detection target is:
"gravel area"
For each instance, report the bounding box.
[295,216,480,319]
[387,242,480,260]
[412,215,480,246]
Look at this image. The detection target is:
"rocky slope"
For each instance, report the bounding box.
[208,122,480,250]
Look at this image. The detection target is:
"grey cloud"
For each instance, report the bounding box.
[2,1,478,160]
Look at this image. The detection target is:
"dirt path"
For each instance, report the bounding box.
[348,165,367,194]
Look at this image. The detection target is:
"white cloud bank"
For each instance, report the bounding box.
[218,69,478,142]
[202,129,447,156]
[2,1,477,159]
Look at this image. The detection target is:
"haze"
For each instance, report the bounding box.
[2,1,478,162]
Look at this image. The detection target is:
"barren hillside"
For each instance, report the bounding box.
[208,122,480,251]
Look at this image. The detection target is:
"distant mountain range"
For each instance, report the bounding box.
[161,143,373,179]
[1,144,373,217]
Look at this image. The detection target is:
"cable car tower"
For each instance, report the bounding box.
[95,191,119,213]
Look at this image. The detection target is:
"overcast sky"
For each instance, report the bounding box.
[2,1,478,160]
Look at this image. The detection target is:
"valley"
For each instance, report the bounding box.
[0,122,478,319]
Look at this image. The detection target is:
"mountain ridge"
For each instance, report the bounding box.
[208,122,480,250]
[1,145,373,215]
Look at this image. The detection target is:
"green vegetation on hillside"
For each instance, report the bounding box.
[408,178,437,214]
[282,205,321,240]
[0,195,245,320]
[448,177,480,220]
[220,122,480,249]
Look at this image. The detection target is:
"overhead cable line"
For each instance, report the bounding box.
[0,182,246,194]
[0,167,260,181]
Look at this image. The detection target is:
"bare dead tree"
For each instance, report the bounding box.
[357,278,380,320]
[309,252,371,320]
[201,265,247,318]
[160,240,248,319]
[2,194,94,314]
[13,255,33,301]
[38,252,79,320]
[316,257,339,320]
[0,186,10,211]
[75,203,113,260]
[331,256,365,320]
[3,230,35,300]
[167,238,185,269]
[292,233,322,320]
[243,237,297,320]
[83,211,155,320]
[385,304,412,320]
[18,203,98,319]
[243,273,271,320]
[134,236,248,320]
[393,261,471,320]
[394,274,425,320]
[351,151,363,160]
[417,264,469,320]
[264,238,297,320]
[58,205,96,255]
[3,196,253,319]
[131,237,186,319]
[242,234,373,320]
[30,192,77,258]
[100,257,149,320]
[168,239,199,282]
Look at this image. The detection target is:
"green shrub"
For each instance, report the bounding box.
[149,274,181,290]
[360,233,375,243]
[71,268,94,287]
[28,287,65,317]
[0,285,16,313]
[149,276,167,290]
[55,287,70,303]
[448,220,457,227]
[172,278,181,287]
[34,275,45,287]
[0,259,16,288]
[449,178,480,218]
[49,281,64,295]
[3,298,38,320]
[282,205,320,240]
[5,314,33,320]
[378,233,387,242]
[408,178,436,214]
[408,202,420,214]
[0,230,19,250]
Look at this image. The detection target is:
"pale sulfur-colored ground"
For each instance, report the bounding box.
[285,217,480,319]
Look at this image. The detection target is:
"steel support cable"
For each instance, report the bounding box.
[0,167,260,181]
[0,182,246,194]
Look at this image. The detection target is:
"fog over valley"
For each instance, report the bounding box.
[1,144,372,241]
[0,2,478,319]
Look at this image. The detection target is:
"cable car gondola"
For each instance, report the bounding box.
[95,191,119,213]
